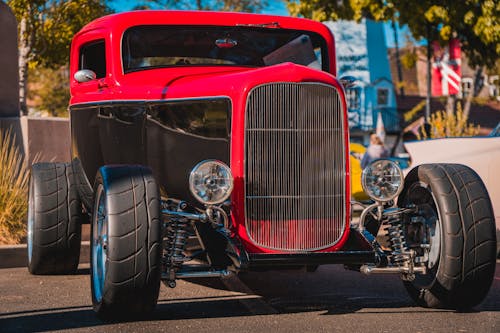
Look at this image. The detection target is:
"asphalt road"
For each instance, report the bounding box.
[0,263,499,333]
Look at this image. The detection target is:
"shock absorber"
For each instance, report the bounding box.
[166,220,189,265]
[163,218,190,288]
[386,215,410,265]
[359,206,425,280]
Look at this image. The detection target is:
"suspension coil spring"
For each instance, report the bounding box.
[386,216,409,265]
[165,219,189,268]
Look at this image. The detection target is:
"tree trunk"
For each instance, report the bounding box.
[18,18,29,115]
[18,17,31,116]
[463,67,484,120]
[462,91,473,121]
[445,94,456,116]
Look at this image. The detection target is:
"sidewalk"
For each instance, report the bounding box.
[0,225,90,269]
[0,242,90,269]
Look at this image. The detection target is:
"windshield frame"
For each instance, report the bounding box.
[121,24,330,74]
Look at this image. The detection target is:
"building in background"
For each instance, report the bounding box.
[388,45,499,101]
[325,19,399,144]
[387,44,500,134]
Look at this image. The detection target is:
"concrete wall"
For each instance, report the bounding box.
[1,116,70,165]
[22,117,71,164]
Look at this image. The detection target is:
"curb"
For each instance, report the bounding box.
[0,241,90,269]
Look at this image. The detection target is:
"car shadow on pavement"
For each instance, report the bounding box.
[0,307,99,333]
[1,291,498,333]
[183,265,500,315]
[0,295,474,333]
[0,297,268,333]
[1,263,498,332]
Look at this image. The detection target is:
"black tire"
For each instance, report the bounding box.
[399,164,497,309]
[90,165,162,320]
[27,163,83,275]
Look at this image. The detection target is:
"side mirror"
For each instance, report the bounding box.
[74,69,97,83]
[339,76,357,88]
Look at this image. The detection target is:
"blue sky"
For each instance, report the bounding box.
[109,0,417,48]
[109,0,288,15]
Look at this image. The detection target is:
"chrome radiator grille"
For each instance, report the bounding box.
[245,83,346,251]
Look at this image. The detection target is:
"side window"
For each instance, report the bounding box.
[79,40,106,79]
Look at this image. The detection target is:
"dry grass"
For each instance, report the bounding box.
[0,128,30,245]
[419,104,480,139]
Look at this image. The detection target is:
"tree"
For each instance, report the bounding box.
[139,0,267,12]
[286,0,500,118]
[28,66,70,117]
[7,0,112,115]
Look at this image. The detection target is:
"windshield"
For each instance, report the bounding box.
[122,25,329,73]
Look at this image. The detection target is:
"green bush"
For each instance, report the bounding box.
[0,128,29,245]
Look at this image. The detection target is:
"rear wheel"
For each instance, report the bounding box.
[90,165,162,320]
[399,164,497,309]
[27,163,83,274]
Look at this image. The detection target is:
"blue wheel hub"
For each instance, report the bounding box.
[92,186,108,303]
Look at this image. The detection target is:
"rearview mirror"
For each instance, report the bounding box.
[74,69,97,83]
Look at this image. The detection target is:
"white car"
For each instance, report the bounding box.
[404,125,500,256]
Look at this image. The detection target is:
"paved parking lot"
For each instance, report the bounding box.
[0,263,499,333]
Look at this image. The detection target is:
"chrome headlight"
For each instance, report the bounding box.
[189,160,233,205]
[361,159,404,202]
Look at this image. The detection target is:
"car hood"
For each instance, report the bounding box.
[113,62,338,101]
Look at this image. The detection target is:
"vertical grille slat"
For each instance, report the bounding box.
[245,83,346,251]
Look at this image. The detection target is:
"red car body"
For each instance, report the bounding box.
[69,10,352,255]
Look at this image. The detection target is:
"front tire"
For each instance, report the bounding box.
[27,163,83,274]
[90,165,162,320]
[399,164,497,309]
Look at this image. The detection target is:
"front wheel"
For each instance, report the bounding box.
[90,165,162,320]
[399,164,497,309]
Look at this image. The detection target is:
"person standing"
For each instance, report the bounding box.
[361,134,389,169]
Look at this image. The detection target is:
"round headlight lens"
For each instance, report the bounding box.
[361,159,404,202]
[189,160,233,205]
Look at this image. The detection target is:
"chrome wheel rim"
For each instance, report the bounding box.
[416,183,441,270]
[405,181,441,288]
[427,210,441,269]
[27,181,34,263]
[92,185,108,303]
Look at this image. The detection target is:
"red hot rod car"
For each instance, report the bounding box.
[27,10,497,319]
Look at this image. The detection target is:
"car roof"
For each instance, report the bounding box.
[75,10,334,40]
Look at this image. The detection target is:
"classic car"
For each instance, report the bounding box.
[26,10,497,320]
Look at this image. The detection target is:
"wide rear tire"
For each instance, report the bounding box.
[399,164,496,309]
[27,163,83,274]
[90,165,162,320]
